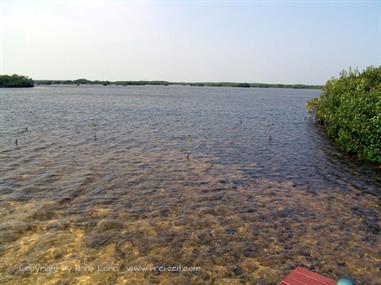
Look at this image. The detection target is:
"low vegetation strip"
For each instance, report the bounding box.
[307,66,381,163]
[0,74,34,87]
[0,74,321,89]
[34,79,322,89]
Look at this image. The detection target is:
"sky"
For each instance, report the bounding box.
[0,0,380,84]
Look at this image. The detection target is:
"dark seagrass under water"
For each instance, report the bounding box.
[0,86,380,284]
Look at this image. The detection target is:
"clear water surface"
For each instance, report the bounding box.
[0,86,380,284]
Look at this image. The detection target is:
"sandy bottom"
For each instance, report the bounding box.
[0,149,380,284]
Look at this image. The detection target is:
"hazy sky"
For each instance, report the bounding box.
[1,0,380,84]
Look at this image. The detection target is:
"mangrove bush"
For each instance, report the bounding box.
[307,66,381,163]
[0,74,34,87]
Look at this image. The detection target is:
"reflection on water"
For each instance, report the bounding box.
[0,86,380,284]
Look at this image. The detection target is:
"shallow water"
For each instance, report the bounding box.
[0,85,380,284]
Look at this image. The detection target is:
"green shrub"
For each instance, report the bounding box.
[307,66,381,163]
[0,74,34,87]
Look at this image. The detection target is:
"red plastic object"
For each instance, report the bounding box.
[278,267,336,285]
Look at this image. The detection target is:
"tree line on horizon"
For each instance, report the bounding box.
[0,74,34,87]
[33,78,322,89]
[0,74,322,89]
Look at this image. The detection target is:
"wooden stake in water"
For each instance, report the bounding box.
[92,119,97,141]
[187,135,192,160]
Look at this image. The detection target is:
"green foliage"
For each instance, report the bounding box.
[307,66,381,163]
[73,78,92,85]
[34,79,321,89]
[0,74,34,87]
[305,97,319,112]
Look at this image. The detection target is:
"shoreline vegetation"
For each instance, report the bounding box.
[0,74,34,87]
[0,74,322,89]
[307,66,381,164]
[35,79,322,89]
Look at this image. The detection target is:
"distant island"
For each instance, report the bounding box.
[0,74,34,87]
[0,74,322,89]
[35,78,322,89]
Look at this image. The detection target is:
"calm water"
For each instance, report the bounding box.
[0,86,380,284]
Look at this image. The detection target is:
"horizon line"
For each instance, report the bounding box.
[33,78,323,86]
